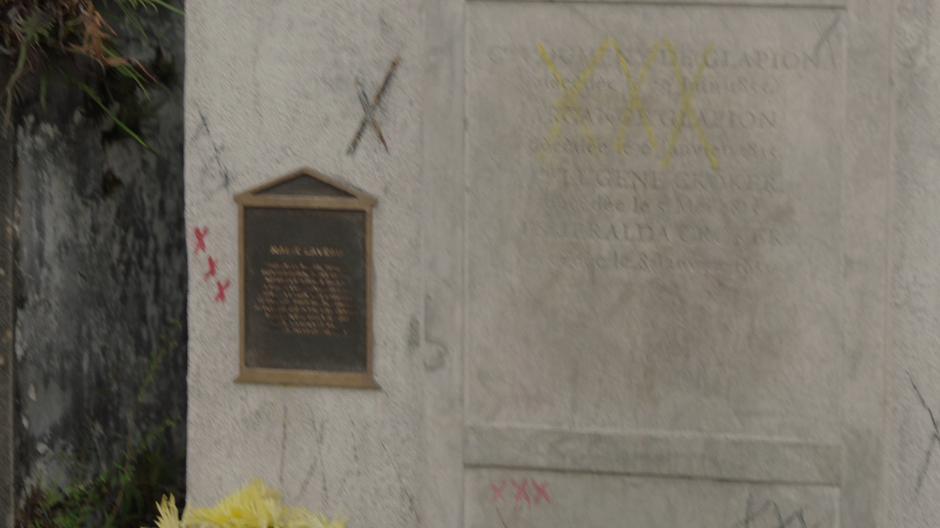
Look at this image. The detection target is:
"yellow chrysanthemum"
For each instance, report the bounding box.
[185,481,281,528]
[155,494,183,528]
[172,480,345,528]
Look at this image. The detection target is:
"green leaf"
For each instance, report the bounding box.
[76,81,154,152]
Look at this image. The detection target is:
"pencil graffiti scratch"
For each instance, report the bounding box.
[909,370,940,492]
[731,495,812,528]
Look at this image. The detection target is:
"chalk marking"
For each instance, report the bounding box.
[214,279,231,303]
[909,371,940,492]
[194,227,208,255]
[490,480,508,502]
[203,256,218,282]
[347,57,400,155]
[536,39,720,171]
[662,41,719,170]
[532,480,552,504]
[612,40,662,155]
[537,39,612,150]
[511,479,531,508]
[734,495,810,528]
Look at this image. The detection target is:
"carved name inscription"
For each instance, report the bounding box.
[509,35,830,278]
[466,5,844,437]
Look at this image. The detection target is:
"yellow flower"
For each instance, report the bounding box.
[177,480,345,528]
[154,494,182,528]
[185,481,280,528]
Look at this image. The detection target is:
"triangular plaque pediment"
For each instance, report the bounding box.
[259,174,354,198]
[236,168,376,206]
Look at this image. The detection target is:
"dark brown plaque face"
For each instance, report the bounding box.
[243,207,368,372]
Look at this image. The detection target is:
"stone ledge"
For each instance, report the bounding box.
[466,0,845,7]
[465,424,842,485]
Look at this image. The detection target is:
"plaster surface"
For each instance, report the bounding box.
[466,468,838,528]
[466,3,844,441]
[185,1,425,526]
[187,0,896,526]
[883,0,940,526]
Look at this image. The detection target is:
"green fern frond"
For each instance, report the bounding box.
[76,80,154,151]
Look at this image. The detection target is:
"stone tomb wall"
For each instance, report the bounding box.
[463,3,847,527]
[186,0,899,526]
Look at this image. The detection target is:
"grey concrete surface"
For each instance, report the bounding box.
[466,468,838,528]
[466,4,843,442]
[186,0,897,526]
[185,2,425,527]
[884,0,940,526]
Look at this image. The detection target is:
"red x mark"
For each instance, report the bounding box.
[490,480,507,502]
[203,256,218,282]
[532,481,552,504]
[194,227,209,254]
[214,279,231,303]
[511,480,531,507]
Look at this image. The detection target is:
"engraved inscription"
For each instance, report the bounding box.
[513,36,802,279]
[254,257,355,337]
[466,4,844,437]
[243,207,368,373]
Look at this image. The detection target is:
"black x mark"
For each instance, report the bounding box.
[347,56,400,155]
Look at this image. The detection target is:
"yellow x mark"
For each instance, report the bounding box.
[536,38,720,171]
[662,40,719,170]
[537,39,613,150]
[612,40,662,156]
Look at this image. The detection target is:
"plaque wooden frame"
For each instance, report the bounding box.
[234,167,378,389]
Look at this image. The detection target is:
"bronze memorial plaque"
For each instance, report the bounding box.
[235,168,377,388]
